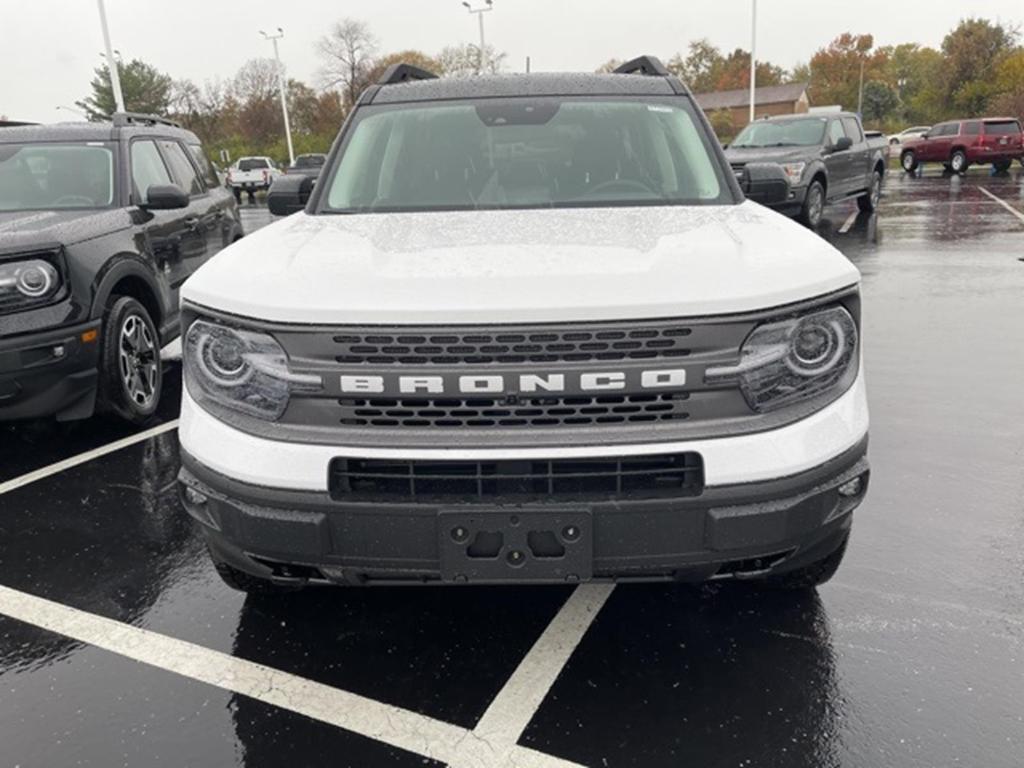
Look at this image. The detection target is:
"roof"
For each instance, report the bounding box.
[694,82,809,112]
[370,72,679,104]
[0,119,199,143]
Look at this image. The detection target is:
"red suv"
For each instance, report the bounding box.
[900,118,1023,174]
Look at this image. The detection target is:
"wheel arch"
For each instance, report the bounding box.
[91,257,167,331]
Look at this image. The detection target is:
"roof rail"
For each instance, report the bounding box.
[614,55,670,77]
[111,112,182,129]
[377,63,439,86]
[0,120,38,127]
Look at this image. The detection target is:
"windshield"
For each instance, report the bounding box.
[294,155,325,168]
[0,143,115,212]
[731,118,828,148]
[984,120,1021,136]
[322,98,730,213]
[238,158,269,171]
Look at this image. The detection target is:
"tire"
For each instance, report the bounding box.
[798,179,825,228]
[950,149,968,174]
[900,150,918,173]
[857,170,882,213]
[98,296,162,425]
[211,554,302,595]
[993,160,1011,173]
[232,187,242,203]
[764,534,850,590]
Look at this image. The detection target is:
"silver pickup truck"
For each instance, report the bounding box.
[725,112,888,228]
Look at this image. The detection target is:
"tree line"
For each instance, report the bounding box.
[72,16,1023,164]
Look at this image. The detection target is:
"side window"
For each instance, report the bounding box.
[130,140,173,204]
[962,121,981,136]
[827,120,846,146]
[939,123,957,137]
[159,140,203,196]
[841,117,863,142]
[188,144,220,188]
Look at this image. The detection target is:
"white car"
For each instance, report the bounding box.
[225,156,282,201]
[177,57,869,595]
[887,126,931,146]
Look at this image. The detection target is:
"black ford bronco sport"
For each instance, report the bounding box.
[0,113,241,424]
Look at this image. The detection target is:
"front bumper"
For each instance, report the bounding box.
[0,320,102,421]
[177,373,870,586]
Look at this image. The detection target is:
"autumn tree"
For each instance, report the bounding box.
[77,58,173,120]
[317,18,378,108]
[666,40,786,93]
[940,18,1019,115]
[990,49,1024,120]
[437,43,507,77]
[807,33,887,110]
[364,50,443,84]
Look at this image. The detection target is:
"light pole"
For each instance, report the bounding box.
[260,27,295,166]
[96,0,125,113]
[462,0,494,75]
[748,0,757,123]
[857,57,866,116]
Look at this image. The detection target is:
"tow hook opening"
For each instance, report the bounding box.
[714,549,795,579]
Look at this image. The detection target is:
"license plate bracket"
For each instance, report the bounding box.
[438,509,593,583]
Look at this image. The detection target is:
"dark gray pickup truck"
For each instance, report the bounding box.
[725,112,888,228]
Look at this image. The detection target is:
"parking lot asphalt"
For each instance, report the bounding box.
[1,178,1023,768]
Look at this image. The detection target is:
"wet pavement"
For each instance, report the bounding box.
[2,176,1023,767]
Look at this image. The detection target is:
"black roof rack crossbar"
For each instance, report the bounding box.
[1,120,39,127]
[111,112,181,128]
[378,63,439,86]
[614,55,670,77]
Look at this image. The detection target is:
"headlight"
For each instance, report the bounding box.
[780,162,806,185]
[706,306,858,413]
[184,319,322,421]
[0,258,62,313]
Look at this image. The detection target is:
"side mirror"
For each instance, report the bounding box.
[832,136,854,152]
[267,174,314,216]
[142,184,189,210]
[741,163,790,206]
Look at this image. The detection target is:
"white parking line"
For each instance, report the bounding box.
[0,420,179,497]
[978,186,1024,224]
[838,210,859,234]
[0,584,585,768]
[472,584,615,756]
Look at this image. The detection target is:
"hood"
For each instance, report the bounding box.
[182,202,860,325]
[0,209,132,252]
[724,145,817,165]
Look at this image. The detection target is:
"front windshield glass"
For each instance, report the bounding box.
[731,118,828,148]
[323,98,730,213]
[0,143,115,211]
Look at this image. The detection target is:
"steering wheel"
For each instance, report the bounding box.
[52,195,95,206]
[581,178,658,198]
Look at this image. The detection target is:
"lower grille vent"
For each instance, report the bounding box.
[328,453,705,501]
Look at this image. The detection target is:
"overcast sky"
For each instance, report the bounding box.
[4,0,1022,122]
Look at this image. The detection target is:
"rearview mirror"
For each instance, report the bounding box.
[142,184,189,210]
[268,174,315,216]
[832,136,853,152]
[740,163,790,207]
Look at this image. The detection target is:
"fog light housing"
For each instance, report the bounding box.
[184,487,209,506]
[838,477,864,498]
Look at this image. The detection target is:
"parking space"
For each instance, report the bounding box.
[2,172,1024,767]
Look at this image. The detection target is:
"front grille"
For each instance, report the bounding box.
[332,326,694,366]
[328,453,705,501]
[338,392,691,428]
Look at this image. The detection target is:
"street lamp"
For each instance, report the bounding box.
[95,0,125,113]
[462,0,494,75]
[748,0,757,123]
[260,27,295,166]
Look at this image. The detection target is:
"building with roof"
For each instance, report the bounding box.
[695,83,810,133]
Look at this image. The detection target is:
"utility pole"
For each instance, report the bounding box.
[462,0,494,75]
[748,0,757,123]
[260,28,295,166]
[857,57,866,116]
[96,0,125,113]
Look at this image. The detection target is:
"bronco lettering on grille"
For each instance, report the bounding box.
[339,369,687,395]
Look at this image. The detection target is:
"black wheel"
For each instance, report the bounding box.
[950,149,968,174]
[857,170,882,213]
[798,180,825,228]
[993,160,1011,173]
[98,296,162,425]
[900,150,918,173]
[764,534,849,590]
[211,554,302,595]
[232,188,242,203]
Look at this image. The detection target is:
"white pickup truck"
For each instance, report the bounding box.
[225,156,281,202]
[177,58,870,595]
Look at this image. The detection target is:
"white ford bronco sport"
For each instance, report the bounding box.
[177,57,869,593]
